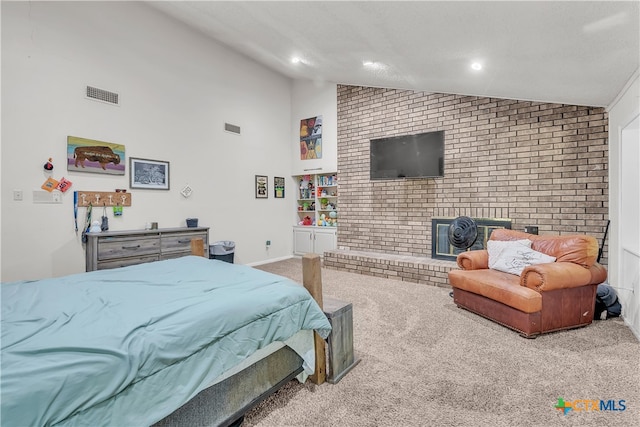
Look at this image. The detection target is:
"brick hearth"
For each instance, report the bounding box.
[324,249,457,288]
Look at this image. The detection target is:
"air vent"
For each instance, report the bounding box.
[86,86,119,105]
[224,122,241,135]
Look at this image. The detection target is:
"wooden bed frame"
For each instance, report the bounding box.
[152,241,325,426]
[154,346,304,426]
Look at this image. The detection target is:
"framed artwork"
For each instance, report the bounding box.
[299,115,323,160]
[274,177,285,198]
[255,175,268,198]
[129,157,170,190]
[67,136,125,175]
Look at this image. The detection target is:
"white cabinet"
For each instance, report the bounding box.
[293,226,337,256]
[314,228,338,255]
[293,227,314,255]
[292,172,338,256]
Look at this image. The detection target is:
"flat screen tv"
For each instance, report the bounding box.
[370,130,445,180]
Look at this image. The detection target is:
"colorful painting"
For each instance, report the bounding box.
[67,136,125,175]
[300,115,322,160]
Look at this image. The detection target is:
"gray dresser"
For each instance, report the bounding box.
[85,227,209,271]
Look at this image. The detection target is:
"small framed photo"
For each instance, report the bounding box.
[255,175,268,198]
[274,176,285,198]
[130,157,170,190]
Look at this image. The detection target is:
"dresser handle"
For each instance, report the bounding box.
[177,239,190,243]
[122,245,141,250]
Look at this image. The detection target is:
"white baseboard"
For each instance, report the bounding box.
[621,315,640,342]
[246,255,295,267]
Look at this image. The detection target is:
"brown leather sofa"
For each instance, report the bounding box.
[448,229,607,338]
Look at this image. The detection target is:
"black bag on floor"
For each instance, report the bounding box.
[594,283,622,320]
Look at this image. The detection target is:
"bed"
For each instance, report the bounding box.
[1,256,331,426]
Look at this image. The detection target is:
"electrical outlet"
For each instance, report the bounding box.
[13,190,23,201]
[266,240,271,246]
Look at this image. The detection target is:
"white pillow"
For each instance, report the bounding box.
[487,239,533,269]
[489,241,557,276]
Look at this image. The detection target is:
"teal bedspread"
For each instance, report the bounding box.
[1,256,331,426]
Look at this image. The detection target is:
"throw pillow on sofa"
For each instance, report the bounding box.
[487,239,532,270]
[488,239,556,276]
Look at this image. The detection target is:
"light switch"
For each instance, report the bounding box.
[13,190,23,201]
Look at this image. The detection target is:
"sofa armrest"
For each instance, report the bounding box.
[589,263,608,285]
[457,250,489,270]
[520,262,595,292]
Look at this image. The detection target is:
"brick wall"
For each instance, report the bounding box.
[336,85,609,265]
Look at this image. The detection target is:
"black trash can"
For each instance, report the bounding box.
[209,241,235,263]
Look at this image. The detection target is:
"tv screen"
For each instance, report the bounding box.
[370,131,445,180]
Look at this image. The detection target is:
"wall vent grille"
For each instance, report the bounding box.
[86,86,119,105]
[224,123,241,135]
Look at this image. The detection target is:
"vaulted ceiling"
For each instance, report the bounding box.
[148,1,639,107]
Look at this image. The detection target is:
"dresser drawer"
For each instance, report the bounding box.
[97,237,160,261]
[161,232,208,254]
[98,255,160,270]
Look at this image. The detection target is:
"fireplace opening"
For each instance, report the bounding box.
[432,217,512,261]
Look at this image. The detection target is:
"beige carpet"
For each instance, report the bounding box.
[244,257,640,427]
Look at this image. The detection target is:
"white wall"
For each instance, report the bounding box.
[289,79,338,229]
[291,80,338,175]
[1,1,295,281]
[608,72,640,338]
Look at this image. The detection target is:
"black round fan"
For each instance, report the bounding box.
[448,216,478,250]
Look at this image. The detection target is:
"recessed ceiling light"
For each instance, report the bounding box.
[363,60,387,70]
[291,57,311,66]
[471,62,482,71]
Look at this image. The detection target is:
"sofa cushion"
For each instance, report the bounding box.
[489,229,598,268]
[448,269,542,313]
[488,241,556,276]
[532,235,597,267]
